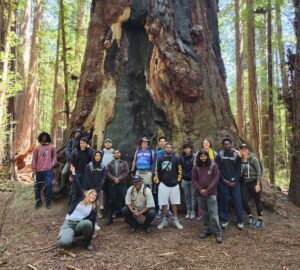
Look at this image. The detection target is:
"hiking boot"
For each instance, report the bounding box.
[253,220,263,229]
[190,211,196,220]
[185,211,191,219]
[215,235,223,244]
[221,221,229,229]
[35,201,42,209]
[145,227,152,234]
[172,218,183,230]
[199,232,211,239]
[248,216,255,227]
[156,210,163,219]
[166,209,174,219]
[95,223,101,231]
[46,202,52,209]
[237,222,244,230]
[157,219,168,230]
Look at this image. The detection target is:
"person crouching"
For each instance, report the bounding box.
[58,166,97,251]
[122,175,156,233]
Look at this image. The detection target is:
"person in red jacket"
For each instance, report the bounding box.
[32,132,57,209]
[192,149,222,243]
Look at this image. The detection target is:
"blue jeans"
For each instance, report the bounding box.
[34,170,53,204]
[218,180,243,223]
[198,195,221,236]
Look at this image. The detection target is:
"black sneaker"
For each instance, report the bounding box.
[35,201,42,209]
[46,202,52,209]
[215,235,223,244]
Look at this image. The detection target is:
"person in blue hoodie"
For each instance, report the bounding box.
[215,138,244,230]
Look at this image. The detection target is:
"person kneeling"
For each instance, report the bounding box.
[58,166,97,250]
[122,175,156,233]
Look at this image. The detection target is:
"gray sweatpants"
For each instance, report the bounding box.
[58,219,93,248]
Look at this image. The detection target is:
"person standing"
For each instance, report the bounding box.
[180,143,197,219]
[122,175,156,233]
[215,138,244,230]
[155,144,183,230]
[239,144,264,229]
[192,150,222,243]
[32,132,57,209]
[101,138,114,167]
[61,126,93,193]
[106,149,129,225]
[131,137,154,189]
[70,137,94,206]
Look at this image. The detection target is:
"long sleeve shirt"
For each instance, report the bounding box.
[192,162,219,196]
[32,144,57,172]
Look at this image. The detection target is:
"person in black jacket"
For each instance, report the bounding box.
[69,137,94,206]
[180,143,196,220]
[215,138,244,230]
[58,166,97,251]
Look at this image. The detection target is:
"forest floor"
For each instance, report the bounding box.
[0,181,300,270]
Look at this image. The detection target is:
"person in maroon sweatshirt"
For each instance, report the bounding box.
[32,132,57,209]
[192,149,222,244]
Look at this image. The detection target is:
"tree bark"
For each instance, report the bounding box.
[15,0,43,153]
[267,1,275,184]
[75,0,86,63]
[59,0,240,164]
[59,0,70,124]
[235,0,245,138]
[289,0,300,206]
[246,0,260,158]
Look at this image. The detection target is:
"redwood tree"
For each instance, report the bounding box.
[61,0,241,162]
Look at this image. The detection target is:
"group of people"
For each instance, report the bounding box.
[31,129,263,250]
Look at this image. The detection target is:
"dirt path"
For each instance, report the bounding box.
[0,185,300,270]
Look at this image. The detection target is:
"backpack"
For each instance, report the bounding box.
[248,154,263,176]
[219,150,238,164]
[130,185,148,198]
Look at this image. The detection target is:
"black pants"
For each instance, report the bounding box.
[241,180,263,217]
[122,206,156,229]
[108,183,127,217]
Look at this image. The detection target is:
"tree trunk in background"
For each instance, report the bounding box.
[75,0,86,63]
[0,2,4,47]
[258,20,269,169]
[235,0,245,138]
[57,0,241,167]
[289,0,300,206]
[267,2,275,184]
[59,0,70,124]
[275,0,290,173]
[246,0,260,158]
[15,0,43,153]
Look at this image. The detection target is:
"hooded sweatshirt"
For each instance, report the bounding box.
[180,153,195,181]
[84,152,106,192]
[241,153,262,183]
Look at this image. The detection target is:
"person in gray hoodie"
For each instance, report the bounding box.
[239,144,263,229]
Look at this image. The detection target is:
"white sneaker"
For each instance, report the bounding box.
[185,211,191,219]
[157,219,168,230]
[173,218,183,230]
[97,211,104,219]
[95,223,101,231]
[237,222,244,230]
[190,211,196,220]
[221,221,229,229]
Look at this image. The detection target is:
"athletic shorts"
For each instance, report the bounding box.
[158,182,181,205]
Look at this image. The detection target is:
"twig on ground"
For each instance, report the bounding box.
[66,265,82,270]
[27,264,37,270]
[151,260,169,269]
[0,236,9,252]
[60,249,76,258]
[159,252,177,257]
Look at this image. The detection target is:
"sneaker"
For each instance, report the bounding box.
[185,211,191,219]
[166,209,174,219]
[215,235,223,244]
[35,201,42,209]
[157,219,168,230]
[112,213,116,219]
[199,232,211,238]
[145,227,152,234]
[248,216,255,227]
[156,210,163,219]
[85,242,93,251]
[95,223,101,231]
[97,210,104,219]
[237,222,244,230]
[46,202,52,209]
[190,211,196,220]
[221,221,229,229]
[130,226,138,233]
[196,215,203,221]
[172,218,183,230]
[253,220,263,229]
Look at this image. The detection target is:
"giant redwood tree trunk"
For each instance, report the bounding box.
[62,0,240,162]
